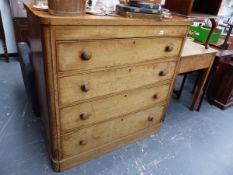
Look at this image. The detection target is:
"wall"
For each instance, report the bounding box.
[0,0,17,54]
[218,0,233,17]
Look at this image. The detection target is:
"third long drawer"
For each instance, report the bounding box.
[60,82,170,133]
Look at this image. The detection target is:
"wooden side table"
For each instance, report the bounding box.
[0,12,9,62]
[175,40,217,111]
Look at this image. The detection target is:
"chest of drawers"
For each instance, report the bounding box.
[25,3,191,172]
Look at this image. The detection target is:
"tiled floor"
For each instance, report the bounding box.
[1,59,233,175]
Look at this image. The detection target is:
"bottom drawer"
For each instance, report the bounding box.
[61,105,165,158]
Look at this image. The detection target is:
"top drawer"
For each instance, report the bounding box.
[56,37,183,72]
[54,26,188,40]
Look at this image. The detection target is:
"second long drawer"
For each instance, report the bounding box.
[58,61,177,106]
[60,83,170,133]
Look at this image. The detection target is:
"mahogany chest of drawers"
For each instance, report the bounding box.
[25,3,190,171]
[207,55,233,110]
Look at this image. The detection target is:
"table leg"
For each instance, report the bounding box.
[190,68,212,110]
[204,18,217,49]
[3,39,9,62]
[191,71,201,94]
[173,74,188,99]
[220,24,233,50]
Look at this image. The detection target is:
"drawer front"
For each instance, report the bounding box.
[57,37,182,72]
[179,54,214,74]
[61,105,164,158]
[58,61,177,106]
[55,26,188,40]
[60,83,170,133]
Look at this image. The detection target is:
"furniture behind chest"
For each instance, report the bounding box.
[176,40,217,111]
[9,0,34,42]
[164,0,223,16]
[25,3,191,171]
[0,12,9,62]
[207,52,233,110]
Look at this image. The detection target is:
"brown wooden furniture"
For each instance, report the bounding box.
[164,0,223,16]
[120,0,161,3]
[9,0,33,42]
[25,2,191,171]
[177,40,217,110]
[164,0,220,49]
[0,12,9,62]
[48,0,86,16]
[207,51,233,110]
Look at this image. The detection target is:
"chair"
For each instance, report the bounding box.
[18,42,40,117]
[0,11,9,62]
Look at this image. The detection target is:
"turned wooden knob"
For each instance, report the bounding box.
[165,44,174,52]
[159,70,168,76]
[148,116,154,122]
[153,93,160,99]
[81,51,92,61]
[80,112,89,120]
[80,83,90,92]
[80,139,88,146]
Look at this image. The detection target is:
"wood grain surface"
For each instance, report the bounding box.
[24,2,192,26]
[61,105,165,158]
[58,61,177,106]
[25,3,190,171]
[60,83,170,133]
[54,26,188,40]
[57,37,182,72]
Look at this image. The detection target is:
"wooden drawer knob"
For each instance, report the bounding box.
[80,83,90,92]
[159,70,168,76]
[80,139,88,146]
[165,44,174,52]
[81,51,92,61]
[148,116,154,122]
[80,112,89,120]
[153,93,160,99]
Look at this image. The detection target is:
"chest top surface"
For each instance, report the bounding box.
[24,2,191,26]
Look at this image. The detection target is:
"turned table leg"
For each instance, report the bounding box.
[204,18,217,49]
[190,65,213,111]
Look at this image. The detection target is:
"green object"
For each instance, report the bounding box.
[188,25,222,43]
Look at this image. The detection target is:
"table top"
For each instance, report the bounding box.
[24,2,192,26]
[181,40,218,58]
